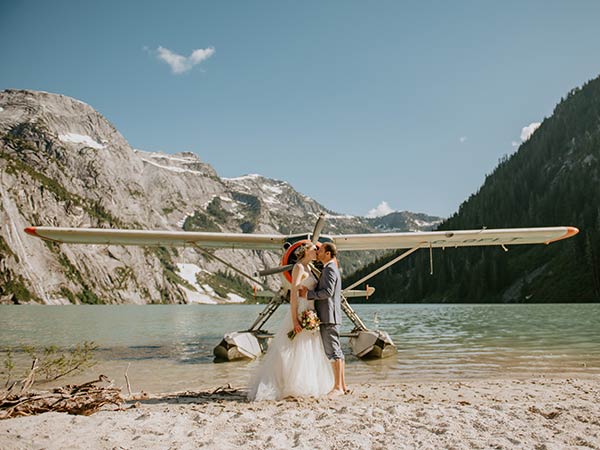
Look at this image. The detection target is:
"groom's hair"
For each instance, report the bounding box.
[322,242,337,257]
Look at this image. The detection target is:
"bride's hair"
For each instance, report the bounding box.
[294,243,313,260]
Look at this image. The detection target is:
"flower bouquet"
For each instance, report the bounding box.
[288,309,320,340]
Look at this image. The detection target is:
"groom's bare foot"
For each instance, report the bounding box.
[327,389,344,398]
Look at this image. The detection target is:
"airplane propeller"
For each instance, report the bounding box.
[256,213,325,278]
[256,264,294,277]
[311,213,325,244]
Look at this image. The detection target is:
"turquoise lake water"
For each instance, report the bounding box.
[0,303,598,393]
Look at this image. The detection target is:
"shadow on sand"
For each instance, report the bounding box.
[127,384,248,407]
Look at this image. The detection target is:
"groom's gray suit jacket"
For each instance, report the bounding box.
[307,261,342,325]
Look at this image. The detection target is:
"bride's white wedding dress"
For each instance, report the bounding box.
[247,269,334,401]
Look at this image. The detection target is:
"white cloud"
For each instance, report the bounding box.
[520,122,541,142]
[367,201,394,218]
[511,141,520,148]
[155,46,215,74]
[459,136,467,143]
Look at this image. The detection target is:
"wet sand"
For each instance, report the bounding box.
[1,375,599,449]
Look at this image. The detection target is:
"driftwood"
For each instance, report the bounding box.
[0,374,124,420]
[124,363,132,397]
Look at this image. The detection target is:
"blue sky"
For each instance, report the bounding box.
[2,1,600,218]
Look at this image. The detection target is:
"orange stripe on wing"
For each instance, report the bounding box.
[545,226,579,244]
[24,227,39,237]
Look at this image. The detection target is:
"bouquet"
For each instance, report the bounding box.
[288,309,320,340]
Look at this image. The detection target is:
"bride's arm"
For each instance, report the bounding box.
[290,264,303,334]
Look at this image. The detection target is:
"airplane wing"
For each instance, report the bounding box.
[24,225,579,251]
[24,227,285,250]
[331,226,579,251]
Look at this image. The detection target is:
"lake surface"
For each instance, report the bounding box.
[1,304,599,393]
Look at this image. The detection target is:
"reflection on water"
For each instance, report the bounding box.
[0,304,599,393]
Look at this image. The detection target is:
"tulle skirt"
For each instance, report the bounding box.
[247,307,334,401]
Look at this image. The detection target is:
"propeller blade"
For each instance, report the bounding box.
[311,213,326,244]
[257,264,294,277]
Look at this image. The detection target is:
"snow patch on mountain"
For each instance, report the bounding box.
[141,157,205,175]
[202,284,216,295]
[414,218,443,228]
[263,184,283,195]
[142,151,199,164]
[226,293,246,303]
[176,213,192,228]
[181,286,218,304]
[176,263,224,304]
[177,263,202,287]
[324,213,356,219]
[59,133,105,149]
[223,174,262,181]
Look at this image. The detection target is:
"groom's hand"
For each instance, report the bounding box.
[298,287,308,297]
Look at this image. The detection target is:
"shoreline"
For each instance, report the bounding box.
[2,375,599,449]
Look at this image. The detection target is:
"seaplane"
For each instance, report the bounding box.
[24,215,579,362]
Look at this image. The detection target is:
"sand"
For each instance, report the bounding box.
[1,376,599,449]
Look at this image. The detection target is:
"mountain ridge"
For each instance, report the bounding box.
[0,89,441,305]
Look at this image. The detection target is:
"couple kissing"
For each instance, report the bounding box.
[247,242,348,401]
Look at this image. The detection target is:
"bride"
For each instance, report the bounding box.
[247,243,334,401]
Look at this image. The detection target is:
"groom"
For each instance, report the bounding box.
[300,242,347,396]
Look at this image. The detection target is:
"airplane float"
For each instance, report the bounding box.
[24,215,578,362]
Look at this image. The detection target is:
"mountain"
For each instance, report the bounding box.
[368,211,442,232]
[347,76,600,303]
[0,89,441,305]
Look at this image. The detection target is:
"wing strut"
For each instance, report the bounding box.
[247,293,286,332]
[430,242,434,275]
[191,243,270,290]
[343,243,424,292]
[339,244,423,334]
[340,292,368,333]
[192,242,288,350]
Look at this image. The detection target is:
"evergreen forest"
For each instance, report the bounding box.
[347,75,600,303]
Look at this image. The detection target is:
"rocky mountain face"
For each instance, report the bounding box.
[0,89,441,305]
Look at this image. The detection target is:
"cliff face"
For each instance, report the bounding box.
[0,89,225,304]
[0,89,441,304]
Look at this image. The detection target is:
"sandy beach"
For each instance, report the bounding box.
[1,375,599,449]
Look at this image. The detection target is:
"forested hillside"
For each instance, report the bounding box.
[348,76,600,303]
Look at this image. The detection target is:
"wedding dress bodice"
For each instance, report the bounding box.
[297,268,318,314]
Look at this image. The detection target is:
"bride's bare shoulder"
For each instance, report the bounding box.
[292,263,308,281]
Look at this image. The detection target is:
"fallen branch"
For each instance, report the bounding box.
[211,383,234,395]
[124,363,132,397]
[20,358,38,395]
[0,375,124,420]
